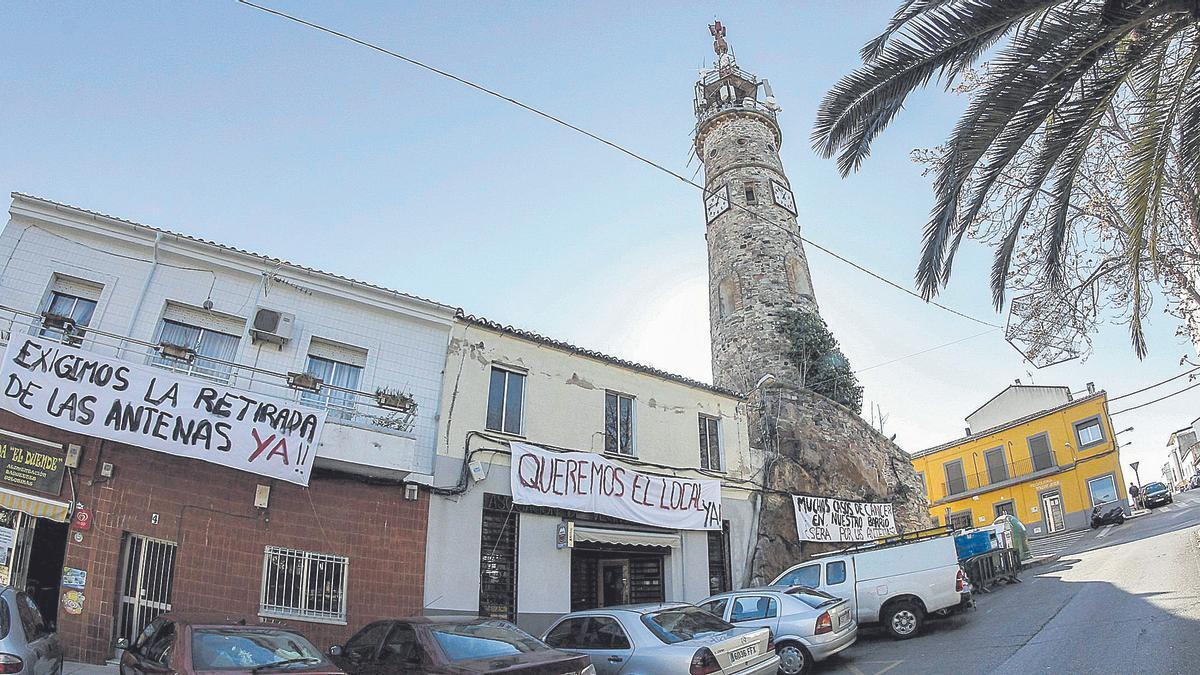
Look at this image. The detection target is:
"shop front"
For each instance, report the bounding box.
[0,430,73,628]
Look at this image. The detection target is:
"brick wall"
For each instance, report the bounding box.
[2,411,428,664]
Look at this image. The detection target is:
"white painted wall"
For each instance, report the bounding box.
[967,386,1073,433]
[0,195,455,475]
[425,320,760,632]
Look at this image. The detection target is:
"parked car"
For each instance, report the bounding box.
[699,586,856,675]
[1142,481,1173,508]
[1190,474,1200,490]
[330,617,593,674]
[543,603,778,675]
[0,586,63,675]
[771,531,972,639]
[118,614,341,674]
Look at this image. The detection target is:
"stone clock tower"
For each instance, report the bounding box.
[694,23,931,582]
[695,21,819,394]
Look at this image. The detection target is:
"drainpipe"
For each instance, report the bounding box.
[120,232,162,357]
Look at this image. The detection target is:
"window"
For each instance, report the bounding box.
[605,392,635,455]
[776,563,819,588]
[1028,433,1056,471]
[784,587,840,610]
[1087,474,1119,507]
[152,319,241,382]
[380,624,422,667]
[641,606,733,645]
[344,622,390,662]
[40,291,97,342]
[479,494,518,621]
[486,367,525,435]
[944,459,967,495]
[994,501,1016,519]
[743,182,759,205]
[708,523,731,594]
[984,446,1009,484]
[826,561,847,585]
[730,596,778,622]
[699,415,722,470]
[259,546,348,623]
[16,592,48,641]
[699,598,729,619]
[545,617,630,651]
[301,354,363,420]
[948,511,973,531]
[1074,417,1106,448]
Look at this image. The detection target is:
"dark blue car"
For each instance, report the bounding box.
[1142,481,1173,508]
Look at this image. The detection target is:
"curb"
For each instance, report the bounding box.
[1021,553,1062,570]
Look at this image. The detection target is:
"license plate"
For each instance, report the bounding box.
[838,610,850,627]
[730,644,757,661]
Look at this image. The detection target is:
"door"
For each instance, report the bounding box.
[598,560,630,607]
[544,616,634,675]
[115,534,178,647]
[15,591,61,675]
[1042,492,1066,533]
[375,624,425,675]
[332,621,391,674]
[727,595,780,635]
[822,560,853,604]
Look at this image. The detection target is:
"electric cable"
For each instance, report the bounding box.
[1110,380,1200,416]
[236,0,1002,329]
[1108,365,1200,402]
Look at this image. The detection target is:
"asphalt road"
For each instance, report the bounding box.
[821,490,1200,675]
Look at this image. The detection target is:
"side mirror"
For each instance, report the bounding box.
[328,645,343,658]
[116,638,130,650]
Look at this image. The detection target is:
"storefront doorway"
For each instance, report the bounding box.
[2,507,70,628]
[1041,491,1066,533]
[570,546,666,611]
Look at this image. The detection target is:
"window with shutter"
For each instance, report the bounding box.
[984,447,1009,484]
[1028,433,1055,471]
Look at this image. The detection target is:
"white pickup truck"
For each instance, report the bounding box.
[770,532,972,639]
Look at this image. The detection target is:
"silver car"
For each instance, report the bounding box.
[543,603,779,675]
[699,587,856,675]
[1,587,64,675]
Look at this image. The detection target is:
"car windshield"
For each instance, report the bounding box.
[191,628,324,670]
[430,621,548,663]
[784,587,841,609]
[1145,482,1167,492]
[641,606,733,645]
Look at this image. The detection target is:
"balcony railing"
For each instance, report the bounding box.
[941,454,1060,498]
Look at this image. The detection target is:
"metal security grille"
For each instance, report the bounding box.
[260,546,348,622]
[708,524,732,594]
[628,556,663,604]
[116,534,178,645]
[479,496,519,621]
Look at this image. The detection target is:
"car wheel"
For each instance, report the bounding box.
[776,642,812,675]
[884,601,924,640]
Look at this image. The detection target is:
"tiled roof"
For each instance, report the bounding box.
[458,313,744,399]
[911,390,1108,459]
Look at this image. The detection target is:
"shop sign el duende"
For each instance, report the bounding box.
[0,436,66,495]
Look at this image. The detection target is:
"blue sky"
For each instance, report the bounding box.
[1,1,1195,478]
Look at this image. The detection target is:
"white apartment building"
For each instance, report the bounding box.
[424,315,760,634]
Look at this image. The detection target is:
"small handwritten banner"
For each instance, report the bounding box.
[510,441,722,531]
[793,495,897,542]
[0,336,325,486]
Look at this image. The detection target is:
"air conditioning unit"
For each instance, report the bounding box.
[250,306,295,346]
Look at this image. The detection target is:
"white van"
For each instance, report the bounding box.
[770,532,972,639]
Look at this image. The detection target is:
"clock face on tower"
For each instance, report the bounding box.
[705,184,730,222]
[771,179,797,215]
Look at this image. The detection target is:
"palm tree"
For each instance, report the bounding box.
[814,0,1200,356]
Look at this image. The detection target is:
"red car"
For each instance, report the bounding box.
[328,617,594,674]
[119,614,343,674]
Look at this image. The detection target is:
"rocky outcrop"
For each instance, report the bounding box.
[747,382,931,584]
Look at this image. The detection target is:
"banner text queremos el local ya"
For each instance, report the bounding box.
[0,336,325,485]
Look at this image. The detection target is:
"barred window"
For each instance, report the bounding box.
[260,546,348,624]
[699,414,721,471]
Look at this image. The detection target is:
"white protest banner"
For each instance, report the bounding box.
[510,442,722,531]
[793,495,897,542]
[0,336,325,486]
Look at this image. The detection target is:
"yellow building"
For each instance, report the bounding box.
[910,385,1129,537]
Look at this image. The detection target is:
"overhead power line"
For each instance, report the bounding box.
[1110,380,1200,416]
[237,0,1002,330]
[1108,365,1200,402]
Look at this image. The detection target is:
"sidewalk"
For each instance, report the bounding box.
[63,662,117,674]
